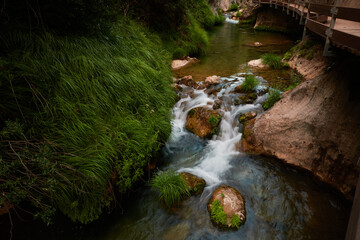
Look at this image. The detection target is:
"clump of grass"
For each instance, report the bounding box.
[286,71,302,90]
[150,170,190,208]
[261,53,283,69]
[208,115,221,127]
[210,200,227,225]
[263,89,281,110]
[228,3,239,11]
[241,75,259,92]
[236,12,242,17]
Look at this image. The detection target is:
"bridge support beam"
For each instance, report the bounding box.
[323,1,339,56]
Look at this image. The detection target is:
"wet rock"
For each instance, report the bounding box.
[208,185,246,229]
[180,172,206,195]
[179,75,195,87]
[172,83,183,93]
[234,84,255,94]
[239,111,258,123]
[172,57,199,70]
[164,222,190,240]
[247,59,268,69]
[213,100,222,110]
[186,107,221,138]
[204,75,221,88]
[239,93,257,104]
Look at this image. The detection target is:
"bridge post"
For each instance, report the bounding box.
[287,0,290,15]
[292,1,296,17]
[259,0,261,6]
[323,0,340,56]
[302,0,310,40]
[283,0,285,11]
[300,0,305,24]
[295,1,299,20]
[275,0,278,9]
[270,0,273,8]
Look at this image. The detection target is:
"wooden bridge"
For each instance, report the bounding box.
[252,0,360,56]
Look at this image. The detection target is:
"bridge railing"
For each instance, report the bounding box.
[252,0,360,56]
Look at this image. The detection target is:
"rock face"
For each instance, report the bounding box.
[208,185,246,229]
[186,107,221,138]
[206,0,243,12]
[241,60,360,199]
[180,172,206,195]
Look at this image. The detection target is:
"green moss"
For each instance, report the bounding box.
[150,170,190,208]
[210,200,227,225]
[230,214,243,229]
[254,25,290,34]
[208,115,221,127]
[263,89,281,110]
[188,109,196,117]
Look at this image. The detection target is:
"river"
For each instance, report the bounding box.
[3,19,350,240]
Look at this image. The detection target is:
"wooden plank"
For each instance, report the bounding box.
[337,7,360,22]
[306,18,327,38]
[309,3,332,16]
[331,28,360,52]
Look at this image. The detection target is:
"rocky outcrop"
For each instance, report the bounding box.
[207,0,244,12]
[241,59,360,199]
[180,172,206,195]
[208,185,246,229]
[186,107,221,138]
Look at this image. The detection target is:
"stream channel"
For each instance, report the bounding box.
[5,18,350,240]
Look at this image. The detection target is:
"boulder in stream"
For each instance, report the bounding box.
[179,75,195,87]
[239,93,257,104]
[186,107,221,138]
[180,172,206,195]
[204,75,221,88]
[208,185,246,229]
[172,57,199,70]
[247,59,268,69]
[239,111,258,123]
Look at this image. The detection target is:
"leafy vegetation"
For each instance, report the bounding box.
[0,18,175,223]
[150,170,190,208]
[208,115,221,127]
[263,89,282,110]
[228,4,239,11]
[230,214,242,228]
[210,200,227,225]
[261,53,283,69]
[286,72,303,91]
[241,75,259,92]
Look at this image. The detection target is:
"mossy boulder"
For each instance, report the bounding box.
[208,185,246,229]
[239,111,258,123]
[186,107,221,138]
[234,84,256,94]
[239,93,257,104]
[180,172,206,196]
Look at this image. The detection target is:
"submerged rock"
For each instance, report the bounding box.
[239,93,257,104]
[186,107,221,138]
[164,222,190,240]
[172,57,198,70]
[239,111,258,123]
[180,172,206,195]
[208,185,246,229]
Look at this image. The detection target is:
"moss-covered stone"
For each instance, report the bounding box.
[179,172,206,196]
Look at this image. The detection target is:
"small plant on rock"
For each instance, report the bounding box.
[230,214,242,228]
[210,200,227,225]
[228,3,239,11]
[241,75,259,92]
[150,170,190,208]
[208,115,221,127]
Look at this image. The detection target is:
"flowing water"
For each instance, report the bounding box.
[83,21,350,240]
[3,19,350,240]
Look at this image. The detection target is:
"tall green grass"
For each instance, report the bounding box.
[150,170,190,208]
[241,75,259,92]
[261,53,283,69]
[0,18,175,223]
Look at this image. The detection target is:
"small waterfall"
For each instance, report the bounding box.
[168,75,265,186]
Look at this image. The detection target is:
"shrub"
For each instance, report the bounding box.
[241,75,259,92]
[236,12,242,17]
[261,53,283,69]
[210,200,227,225]
[150,170,190,208]
[228,4,239,11]
[208,115,221,127]
[263,89,281,110]
[214,14,225,26]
